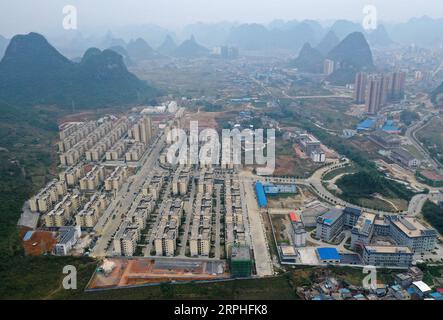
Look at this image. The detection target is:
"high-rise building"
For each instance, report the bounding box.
[380,73,392,106]
[391,71,406,101]
[354,72,367,104]
[324,59,335,76]
[130,116,152,145]
[366,75,383,114]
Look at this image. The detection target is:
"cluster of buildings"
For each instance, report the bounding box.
[354,71,406,114]
[85,118,129,162]
[172,166,192,195]
[59,120,115,166]
[125,116,154,162]
[190,192,213,257]
[212,46,239,59]
[295,133,326,163]
[316,207,438,267]
[356,118,421,170]
[104,166,128,192]
[23,113,158,256]
[113,194,156,256]
[298,266,442,300]
[75,193,109,228]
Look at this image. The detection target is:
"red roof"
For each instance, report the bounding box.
[437,288,443,293]
[289,212,297,222]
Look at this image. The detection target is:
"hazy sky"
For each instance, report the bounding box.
[0,0,442,37]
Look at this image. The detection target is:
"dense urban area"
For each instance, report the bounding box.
[1,11,443,301]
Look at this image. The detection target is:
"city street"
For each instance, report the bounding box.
[242,179,274,277]
[91,134,165,257]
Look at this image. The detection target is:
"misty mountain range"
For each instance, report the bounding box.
[1,16,442,61]
[291,31,374,85]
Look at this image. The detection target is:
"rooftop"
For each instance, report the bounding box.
[365,245,412,254]
[391,216,436,238]
[317,208,343,226]
[317,247,341,261]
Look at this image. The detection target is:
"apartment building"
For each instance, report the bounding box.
[125,142,145,162]
[389,216,437,253]
[75,193,109,228]
[142,172,164,200]
[104,166,128,192]
[190,193,213,257]
[198,168,214,195]
[59,120,114,166]
[113,222,140,256]
[79,165,105,191]
[105,140,127,161]
[129,116,153,145]
[154,219,177,257]
[29,180,68,213]
[362,245,413,268]
[43,194,81,227]
[172,166,191,195]
[85,119,129,162]
[59,163,85,187]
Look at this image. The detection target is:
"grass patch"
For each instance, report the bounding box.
[421,200,443,235]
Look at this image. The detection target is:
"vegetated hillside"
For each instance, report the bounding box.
[290,43,324,73]
[326,32,374,85]
[173,36,210,58]
[0,32,158,108]
[0,34,9,59]
[432,81,443,106]
[336,171,415,202]
[315,30,340,55]
[421,200,443,235]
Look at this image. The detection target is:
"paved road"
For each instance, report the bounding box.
[241,179,274,276]
[306,229,353,254]
[245,160,438,217]
[91,133,165,257]
[179,175,196,257]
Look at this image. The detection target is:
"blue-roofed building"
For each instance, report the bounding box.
[339,288,352,299]
[382,120,401,134]
[430,292,443,300]
[316,247,341,263]
[255,181,268,208]
[357,118,376,131]
[316,208,345,241]
[312,294,334,300]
